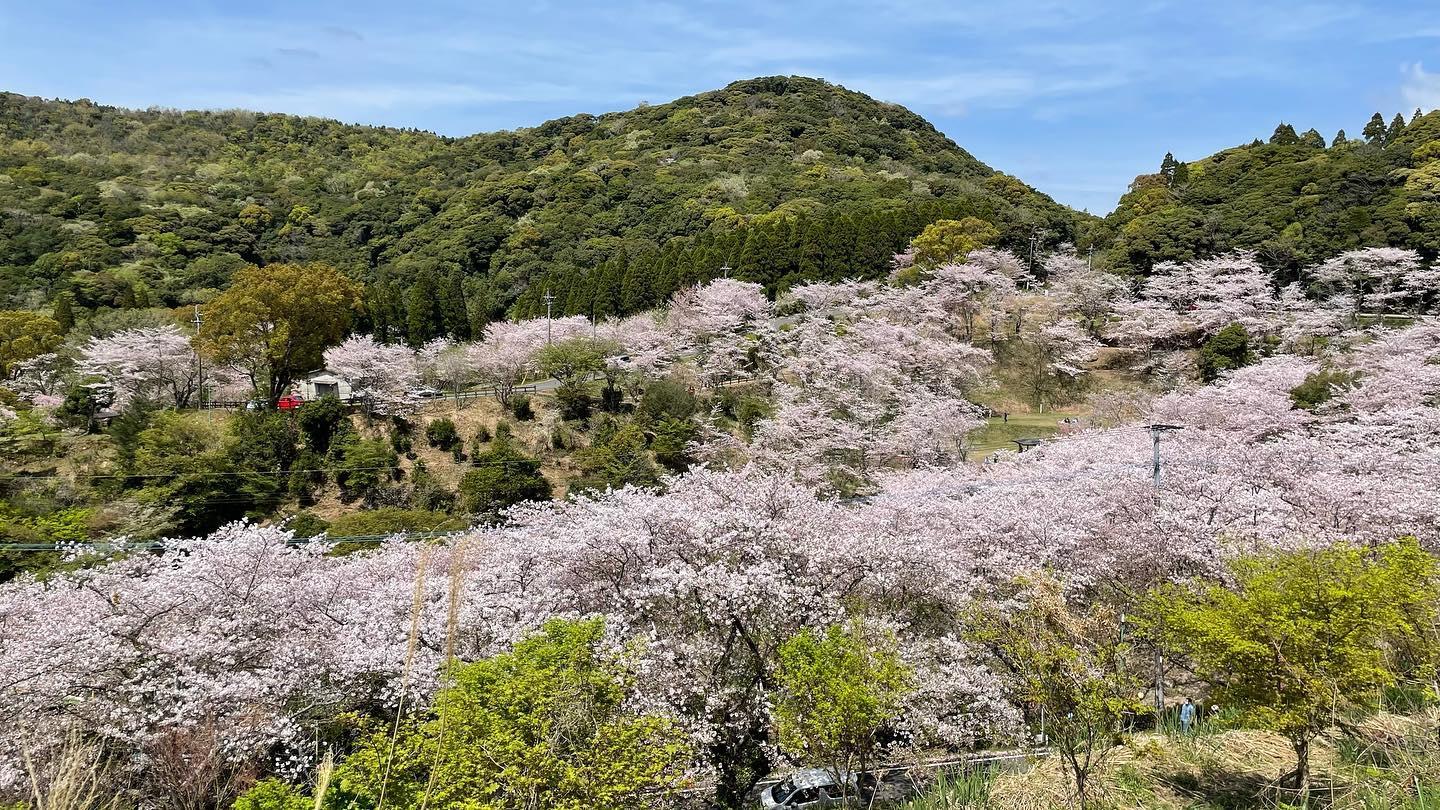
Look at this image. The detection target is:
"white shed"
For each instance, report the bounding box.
[296,369,353,402]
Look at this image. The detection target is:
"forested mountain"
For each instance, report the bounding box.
[0,76,1081,335]
[1101,110,1440,278]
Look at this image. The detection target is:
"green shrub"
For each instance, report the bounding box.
[510,395,535,421]
[425,417,460,450]
[232,778,311,810]
[555,383,593,421]
[458,438,551,517]
[285,511,330,539]
[1199,323,1254,382]
[651,416,697,472]
[297,396,347,453]
[331,436,400,504]
[638,377,697,422]
[1289,368,1360,410]
[326,507,466,538]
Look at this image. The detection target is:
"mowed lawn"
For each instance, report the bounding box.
[964,409,1086,460]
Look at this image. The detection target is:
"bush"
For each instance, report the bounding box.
[232,778,311,810]
[510,395,534,421]
[555,384,593,421]
[458,438,551,517]
[733,394,773,436]
[651,416,698,472]
[1289,368,1360,410]
[1198,323,1253,382]
[573,422,660,495]
[287,448,326,500]
[325,507,467,538]
[331,436,400,504]
[297,396,347,453]
[390,429,412,455]
[474,423,492,444]
[285,511,330,539]
[425,417,460,450]
[409,461,456,513]
[638,378,697,423]
[600,383,624,413]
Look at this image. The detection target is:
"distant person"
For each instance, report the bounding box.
[1002,411,1009,423]
[1179,698,1196,734]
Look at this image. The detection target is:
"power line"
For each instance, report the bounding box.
[1,457,544,483]
[0,529,468,553]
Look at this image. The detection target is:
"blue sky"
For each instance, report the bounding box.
[2,0,1437,213]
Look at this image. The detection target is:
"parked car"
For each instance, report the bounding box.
[760,769,870,808]
[276,393,305,410]
[410,386,445,399]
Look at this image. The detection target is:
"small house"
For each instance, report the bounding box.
[296,369,353,402]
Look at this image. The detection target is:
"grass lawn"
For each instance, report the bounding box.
[965,409,1084,460]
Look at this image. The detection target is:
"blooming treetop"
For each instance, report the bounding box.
[322,334,423,415]
[77,326,201,409]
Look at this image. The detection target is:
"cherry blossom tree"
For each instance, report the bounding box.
[77,326,200,408]
[4,352,69,401]
[1144,252,1277,339]
[1310,247,1431,319]
[1010,316,1099,412]
[1047,252,1132,337]
[664,279,771,346]
[323,334,422,415]
[467,315,589,404]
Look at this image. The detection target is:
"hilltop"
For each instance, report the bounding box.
[1099,110,1440,275]
[0,76,1083,323]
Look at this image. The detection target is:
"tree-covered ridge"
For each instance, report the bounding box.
[0,76,1081,325]
[1102,110,1440,276]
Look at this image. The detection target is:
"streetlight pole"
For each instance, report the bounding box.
[1148,423,1183,717]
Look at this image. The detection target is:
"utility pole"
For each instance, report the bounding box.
[719,262,732,279]
[543,289,555,345]
[191,305,205,412]
[1027,230,1041,277]
[1088,245,1095,272]
[1148,423,1183,716]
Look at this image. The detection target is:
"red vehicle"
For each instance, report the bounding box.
[277,393,305,411]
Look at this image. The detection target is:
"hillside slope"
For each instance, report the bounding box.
[1100,110,1440,276]
[0,76,1083,324]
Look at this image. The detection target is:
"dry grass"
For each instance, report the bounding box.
[23,730,124,810]
[981,717,1440,810]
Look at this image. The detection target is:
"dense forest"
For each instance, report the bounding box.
[0,76,1081,339]
[1101,109,1440,277]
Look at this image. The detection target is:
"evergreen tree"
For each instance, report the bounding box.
[620,251,656,314]
[1332,129,1348,146]
[51,292,74,334]
[1159,152,1179,184]
[1300,128,1326,148]
[1270,123,1300,145]
[796,219,824,280]
[405,267,444,347]
[1386,113,1407,145]
[440,266,470,340]
[595,249,625,317]
[1363,112,1387,144]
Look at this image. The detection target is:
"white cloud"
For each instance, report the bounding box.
[1402,63,1440,112]
[848,69,1133,116]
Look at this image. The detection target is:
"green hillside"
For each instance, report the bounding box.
[1100,110,1440,277]
[0,76,1083,331]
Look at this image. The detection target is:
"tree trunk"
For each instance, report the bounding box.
[1290,736,1310,802]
